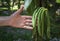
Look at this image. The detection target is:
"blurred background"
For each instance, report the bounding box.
[0,0,60,41]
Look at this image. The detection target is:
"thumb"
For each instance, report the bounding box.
[20,5,24,9]
[10,5,24,17]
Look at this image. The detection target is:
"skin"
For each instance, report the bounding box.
[0,5,33,30]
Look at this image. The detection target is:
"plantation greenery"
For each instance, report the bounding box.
[0,0,60,41]
[26,0,60,41]
[56,0,60,3]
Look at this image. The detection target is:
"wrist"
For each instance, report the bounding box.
[5,19,10,26]
[2,18,10,26]
[0,19,9,26]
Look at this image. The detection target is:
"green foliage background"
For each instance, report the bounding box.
[0,0,60,41]
[27,0,60,41]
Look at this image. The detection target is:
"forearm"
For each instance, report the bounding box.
[0,16,9,26]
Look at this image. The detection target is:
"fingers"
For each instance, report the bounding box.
[23,26,33,30]
[25,19,32,23]
[23,16,33,29]
[25,22,32,26]
[24,20,33,29]
[22,16,32,19]
[22,15,32,26]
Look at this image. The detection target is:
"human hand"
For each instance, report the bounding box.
[9,15,32,30]
[8,5,33,30]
